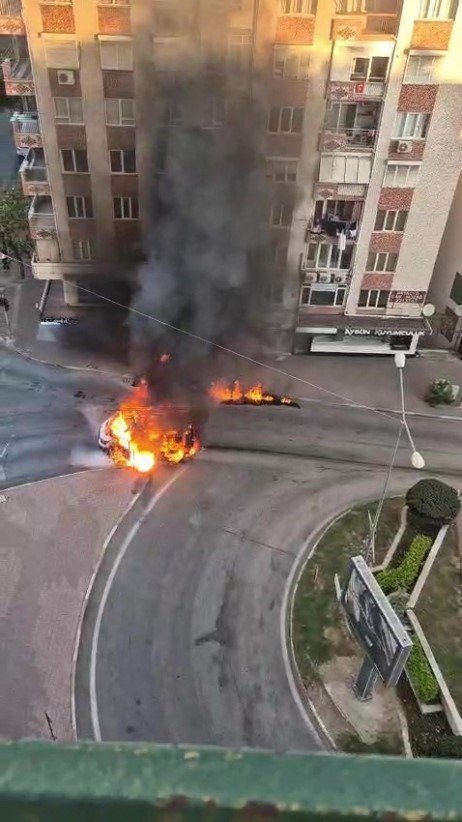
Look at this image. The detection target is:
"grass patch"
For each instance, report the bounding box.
[416,524,462,715]
[292,497,403,681]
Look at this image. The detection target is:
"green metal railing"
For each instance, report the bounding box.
[1,741,462,822]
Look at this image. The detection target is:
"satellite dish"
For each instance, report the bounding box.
[422,303,435,317]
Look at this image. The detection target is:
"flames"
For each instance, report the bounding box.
[209,380,299,408]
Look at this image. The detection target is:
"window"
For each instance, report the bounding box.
[300,285,346,306]
[227,32,252,74]
[305,241,353,270]
[404,54,441,84]
[394,112,430,139]
[273,46,310,79]
[266,159,298,182]
[337,1,398,9]
[113,196,139,219]
[60,148,88,172]
[383,163,420,187]
[366,251,398,271]
[110,149,136,173]
[162,104,182,126]
[43,37,79,69]
[104,98,135,125]
[315,199,356,221]
[319,154,372,184]
[279,0,317,13]
[374,209,407,231]
[350,55,388,82]
[66,196,93,218]
[358,289,389,308]
[54,97,83,124]
[270,202,293,227]
[268,106,304,133]
[418,0,458,19]
[202,97,225,129]
[72,240,93,260]
[450,272,462,305]
[99,38,133,70]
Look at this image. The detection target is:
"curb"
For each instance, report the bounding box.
[1,338,131,383]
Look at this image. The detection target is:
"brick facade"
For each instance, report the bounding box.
[68,220,95,241]
[411,19,453,50]
[378,188,414,211]
[106,127,136,150]
[360,273,393,290]
[98,6,131,35]
[114,220,141,247]
[388,140,425,161]
[275,16,314,45]
[369,232,403,254]
[102,71,135,98]
[62,175,92,197]
[111,175,139,196]
[398,84,437,113]
[270,80,309,107]
[266,134,303,158]
[56,125,87,149]
[48,69,81,97]
[41,4,75,33]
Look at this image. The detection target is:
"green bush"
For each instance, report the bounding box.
[407,636,439,704]
[435,736,462,759]
[406,479,460,526]
[425,378,456,407]
[376,534,432,594]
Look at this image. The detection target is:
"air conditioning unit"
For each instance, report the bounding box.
[397,140,413,154]
[57,70,75,86]
[304,273,316,283]
[334,273,347,284]
[318,273,331,283]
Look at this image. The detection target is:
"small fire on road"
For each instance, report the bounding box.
[209,380,300,408]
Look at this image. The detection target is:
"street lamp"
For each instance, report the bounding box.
[394,352,425,470]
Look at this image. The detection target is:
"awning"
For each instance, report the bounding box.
[296,313,431,336]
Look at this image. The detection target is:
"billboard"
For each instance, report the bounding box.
[341,555,412,687]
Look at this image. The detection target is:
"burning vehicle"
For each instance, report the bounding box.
[209,381,300,408]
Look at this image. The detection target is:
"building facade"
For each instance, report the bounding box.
[1,0,462,354]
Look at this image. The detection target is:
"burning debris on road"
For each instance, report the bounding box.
[209,381,300,408]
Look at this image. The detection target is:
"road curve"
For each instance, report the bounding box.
[76,449,424,752]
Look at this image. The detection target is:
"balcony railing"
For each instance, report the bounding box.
[322,127,377,151]
[1,58,34,94]
[11,112,41,150]
[20,149,49,195]
[0,0,21,13]
[28,195,56,239]
[335,0,398,11]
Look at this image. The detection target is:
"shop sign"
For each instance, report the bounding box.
[345,327,422,337]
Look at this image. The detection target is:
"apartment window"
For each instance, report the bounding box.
[110,149,136,173]
[202,97,225,129]
[66,196,93,218]
[384,163,420,187]
[72,240,93,261]
[305,241,353,270]
[113,196,139,219]
[43,37,79,69]
[99,38,133,70]
[227,32,252,74]
[394,112,429,139]
[162,104,182,126]
[270,202,293,227]
[374,209,407,231]
[300,285,346,307]
[61,148,88,172]
[273,46,310,80]
[279,0,317,13]
[350,56,388,82]
[319,154,372,184]
[404,54,441,84]
[268,106,304,134]
[266,159,298,182]
[54,97,83,124]
[358,289,389,308]
[417,0,458,18]
[104,98,135,126]
[366,251,398,272]
[314,199,356,221]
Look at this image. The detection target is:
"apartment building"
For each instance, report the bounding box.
[1,0,462,355]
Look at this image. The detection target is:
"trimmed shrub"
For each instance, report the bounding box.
[407,636,439,704]
[436,736,462,759]
[376,534,432,594]
[406,479,460,526]
[387,587,409,620]
[425,378,456,407]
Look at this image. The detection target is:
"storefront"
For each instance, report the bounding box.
[294,314,430,356]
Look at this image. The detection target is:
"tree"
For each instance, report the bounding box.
[0,186,33,279]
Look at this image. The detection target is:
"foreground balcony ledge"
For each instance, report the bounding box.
[32,258,104,279]
[1,741,462,819]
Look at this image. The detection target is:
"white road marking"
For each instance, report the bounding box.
[89,468,187,741]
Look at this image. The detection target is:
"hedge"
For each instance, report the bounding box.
[376,533,432,595]
[406,479,460,526]
[407,635,439,704]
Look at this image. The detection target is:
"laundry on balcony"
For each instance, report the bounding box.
[310,216,358,239]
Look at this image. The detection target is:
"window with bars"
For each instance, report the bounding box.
[394,112,430,139]
[227,32,252,74]
[273,46,310,80]
[366,251,398,271]
[279,0,317,13]
[300,285,346,306]
[358,289,389,308]
[383,163,420,187]
[61,148,88,172]
[67,196,93,218]
[268,106,304,133]
[113,196,139,219]
[417,0,458,18]
[104,98,135,125]
[99,39,133,70]
[374,209,407,231]
[109,149,136,173]
[270,202,293,227]
[72,240,93,260]
[266,159,298,182]
[54,97,83,124]
[404,54,441,84]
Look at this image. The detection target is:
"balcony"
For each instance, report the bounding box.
[322,101,380,151]
[28,195,56,240]
[0,0,25,34]
[11,112,41,152]
[1,58,34,96]
[301,236,354,278]
[19,148,49,196]
[322,127,376,152]
[328,80,385,101]
[332,2,398,39]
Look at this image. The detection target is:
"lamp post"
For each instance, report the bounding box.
[394,352,425,469]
